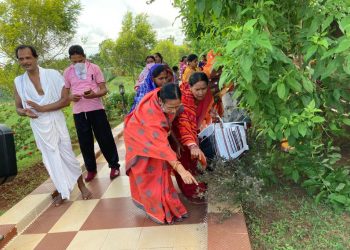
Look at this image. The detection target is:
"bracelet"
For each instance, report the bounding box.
[188,144,199,150]
[172,161,181,172]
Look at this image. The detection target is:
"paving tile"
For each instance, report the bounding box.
[34,232,77,250]
[137,226,175,249]
[66,229,109,250]
[208,213,251,250]
[100,227,142,250]
[208,213,248,234]
[0,224,17,249]
[80,197,146,230]
[173,224,207,249]
[23,201,73,234]
[102,176,131,199]
[4,234,46,250]
[208,233,251,250]
[30,181,56,195]
[49,199,99,233]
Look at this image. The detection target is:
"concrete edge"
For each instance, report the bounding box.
[0,122,124,247]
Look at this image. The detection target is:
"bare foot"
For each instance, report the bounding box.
[79,186,92,200]
[51,190,59,199]
[53,194,65,207]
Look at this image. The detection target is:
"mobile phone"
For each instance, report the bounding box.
[84,90,91,95]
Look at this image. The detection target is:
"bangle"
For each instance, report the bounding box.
[172,161,181,172]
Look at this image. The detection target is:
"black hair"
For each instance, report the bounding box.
[154,52,163,63]
[159,83,181,102]
[172,66,179,71]
[145,55,155,62]
[187,54,198,62]
[189,72,209,87]
[15,45,38,59]
[68,45,85,57]
[180,56,187,62]
[152,64,166,78]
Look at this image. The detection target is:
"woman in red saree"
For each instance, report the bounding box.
[124,83,198,224]
[172,72,214,202]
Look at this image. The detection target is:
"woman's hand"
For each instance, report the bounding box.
[189,144,200,159]
[179,169,198,185]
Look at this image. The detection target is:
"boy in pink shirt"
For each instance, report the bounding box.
[64,45,120,182]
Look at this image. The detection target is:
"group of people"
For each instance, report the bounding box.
[125,51,224,224]
[14,44,225,224]
[14,44,120,206]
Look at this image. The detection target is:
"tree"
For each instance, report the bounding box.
[175,0,350,209]
[0,0,81,62]
[99,12,156,80]
[152,38,190,67]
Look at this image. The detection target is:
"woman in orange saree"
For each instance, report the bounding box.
[124,83,198,224]
[172,72,213,202]
[181,54,201,87]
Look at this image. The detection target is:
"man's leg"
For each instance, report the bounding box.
[88,110,120,178]
[73,112,97,180]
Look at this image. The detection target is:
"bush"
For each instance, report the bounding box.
[104,91,135,121]
[198,134,270,214]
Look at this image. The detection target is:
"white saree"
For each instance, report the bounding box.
[14,67,81,199]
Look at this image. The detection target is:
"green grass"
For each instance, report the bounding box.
[246,185,350,250]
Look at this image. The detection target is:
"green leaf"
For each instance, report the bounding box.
[291,126,299,138]
[343,118,350,126]
[322,15,334,32]
[196,0,206,14]
[335,183,346,192]
[258,37,273,51]
[226,40,243,53]
[272,49,291,64]
[268,128,276,140]
[315,190,326,204]
[335,39,350,53]
[277,83,286,99]
[329,194,348,205]
[240,56,253,83]
[246,90,257,106]
[312,116,325,123]
[244,19,257,30]
[340,17,350,34]
[212,0,222,17]
[304,45,318,61]
[308,99,316,109]
[321,60,338,80]
[286,77,302,92]
[343,55,350,75]
[292,170,299,183]
[256,68,269,84]
[302,77,314,93]
[298,124,307,137]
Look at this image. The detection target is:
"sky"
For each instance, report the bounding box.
[71,0,185,56]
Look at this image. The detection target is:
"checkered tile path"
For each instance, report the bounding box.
[3,136,252,250]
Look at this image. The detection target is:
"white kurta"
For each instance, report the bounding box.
[14,67,81,199]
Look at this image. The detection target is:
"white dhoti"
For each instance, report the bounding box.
[15,67,81,199]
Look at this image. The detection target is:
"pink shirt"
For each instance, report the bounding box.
[64,61,105,114]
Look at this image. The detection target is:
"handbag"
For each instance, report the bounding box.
[198,118,249,160]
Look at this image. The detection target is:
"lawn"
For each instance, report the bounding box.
[246,184,350,250]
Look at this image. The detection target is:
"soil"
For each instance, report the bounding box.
[0,163,49,213]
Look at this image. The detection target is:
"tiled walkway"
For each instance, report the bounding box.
[1,127,251,250]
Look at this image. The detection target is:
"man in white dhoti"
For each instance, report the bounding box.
[13,45,91,206]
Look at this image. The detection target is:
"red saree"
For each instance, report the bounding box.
[124,89,188,224]
[172,84,213,199]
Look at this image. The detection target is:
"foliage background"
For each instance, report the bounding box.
[174,0,350,209]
